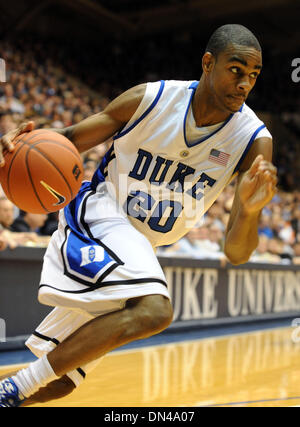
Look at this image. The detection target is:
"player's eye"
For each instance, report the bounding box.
[230,66,240,74]
[250,72,259,79]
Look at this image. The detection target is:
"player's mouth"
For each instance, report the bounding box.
[228,94,246,102]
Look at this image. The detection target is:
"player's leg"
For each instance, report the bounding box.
[47,294,172,376]
[1,294,172,406]
[0,186,172,406]
[35,188,172,378]
[16,294,171,406]
[1,305,113,407]
[1,369,75,405]
[0,306,93,407]
[20,376,75,407]
[18,294,171,407]
[21,294,171,405]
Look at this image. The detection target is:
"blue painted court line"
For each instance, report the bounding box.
[0,349,37,366]
[118,317,294,351]
[0,318,293,367]
[201,396,300,407]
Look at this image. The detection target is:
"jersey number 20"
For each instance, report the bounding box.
[125,191,183,234]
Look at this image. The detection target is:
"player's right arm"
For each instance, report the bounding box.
[0,84,146,164]
[55,84,146,153]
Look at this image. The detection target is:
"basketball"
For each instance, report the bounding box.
[0,129,84,214]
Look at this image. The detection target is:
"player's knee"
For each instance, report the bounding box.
[126,295,173,338]
[149,296,173,333]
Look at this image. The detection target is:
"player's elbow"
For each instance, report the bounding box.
[227,255,249,266]
[224,246,250,265]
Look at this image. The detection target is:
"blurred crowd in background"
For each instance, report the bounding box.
[0,35,299,265]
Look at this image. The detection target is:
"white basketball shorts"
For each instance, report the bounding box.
[26,181,170,386]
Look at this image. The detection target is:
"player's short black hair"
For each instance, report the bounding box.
[205,24,262,58]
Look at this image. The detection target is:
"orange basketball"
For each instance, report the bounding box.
[0,129,84,214]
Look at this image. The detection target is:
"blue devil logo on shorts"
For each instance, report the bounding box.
[62,183,123,286]
[62,229,120,285]
[80,245,105,267]
[89,247,96,262]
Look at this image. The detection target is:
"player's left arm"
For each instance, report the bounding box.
[224,137,277,265]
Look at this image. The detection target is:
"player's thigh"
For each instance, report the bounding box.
[39,216,169,315]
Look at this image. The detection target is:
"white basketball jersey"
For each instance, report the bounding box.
[92,80,271,248]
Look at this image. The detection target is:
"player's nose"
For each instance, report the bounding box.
[237,77,251,93]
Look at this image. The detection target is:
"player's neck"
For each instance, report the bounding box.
[192,78,232,127]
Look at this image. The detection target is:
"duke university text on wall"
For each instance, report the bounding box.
[160,259,300,325]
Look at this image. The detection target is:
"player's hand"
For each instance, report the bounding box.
[0,121,35,167]
[238,154,277,214]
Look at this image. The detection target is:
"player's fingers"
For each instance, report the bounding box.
[0,146,4,167]
[255,172,277,195]
[3,121,34,146]
[0,131,17,166]
[256,163,277,184]
[267,180,277,198]
[259,167,277,184]
[12,121,35,144]
[0,121,35,166]
[18,121,35,135]
[249,154,264,177]
[1,132,17,152]
[258,162,277,175]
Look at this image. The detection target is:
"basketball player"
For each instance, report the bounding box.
[0,24,277,406]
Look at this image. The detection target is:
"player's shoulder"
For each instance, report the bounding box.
[228,102,273,146]
[239,103,263,123]
[140,80,197,107]
[163,79,197,90]
[145,79,196,92]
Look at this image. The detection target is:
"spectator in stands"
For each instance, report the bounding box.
[250,235,281,263]
[0,197,50,248]
[291,207,300,243]
[11,211,47,234]
[268,237,293,264]
[84,144,110,165]
[0,196,15,230]
[82,145,110,181]
[157,227,200,257]
[0,113,17,136]
[0,83,25,114]
[0,197,20,249]
[161,226,225,260]
[176,227,206,256]
[258,214,274,239]
[10,211,51,246]
[208,224,224,252]
[0,37,298,263]
[0,232,8,251]
[39,213,58,237]
[278,220,295,246]
[205,202,225,231]
[293,242,300,265]
[83,160,97,181]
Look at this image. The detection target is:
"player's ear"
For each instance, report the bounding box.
[202,52,215,74]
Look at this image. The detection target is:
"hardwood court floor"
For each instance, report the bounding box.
[1,326,300,407]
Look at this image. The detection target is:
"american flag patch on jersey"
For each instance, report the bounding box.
[208,149,230,166]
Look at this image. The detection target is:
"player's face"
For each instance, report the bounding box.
[205,44,262,113]
[0,200,14,228]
